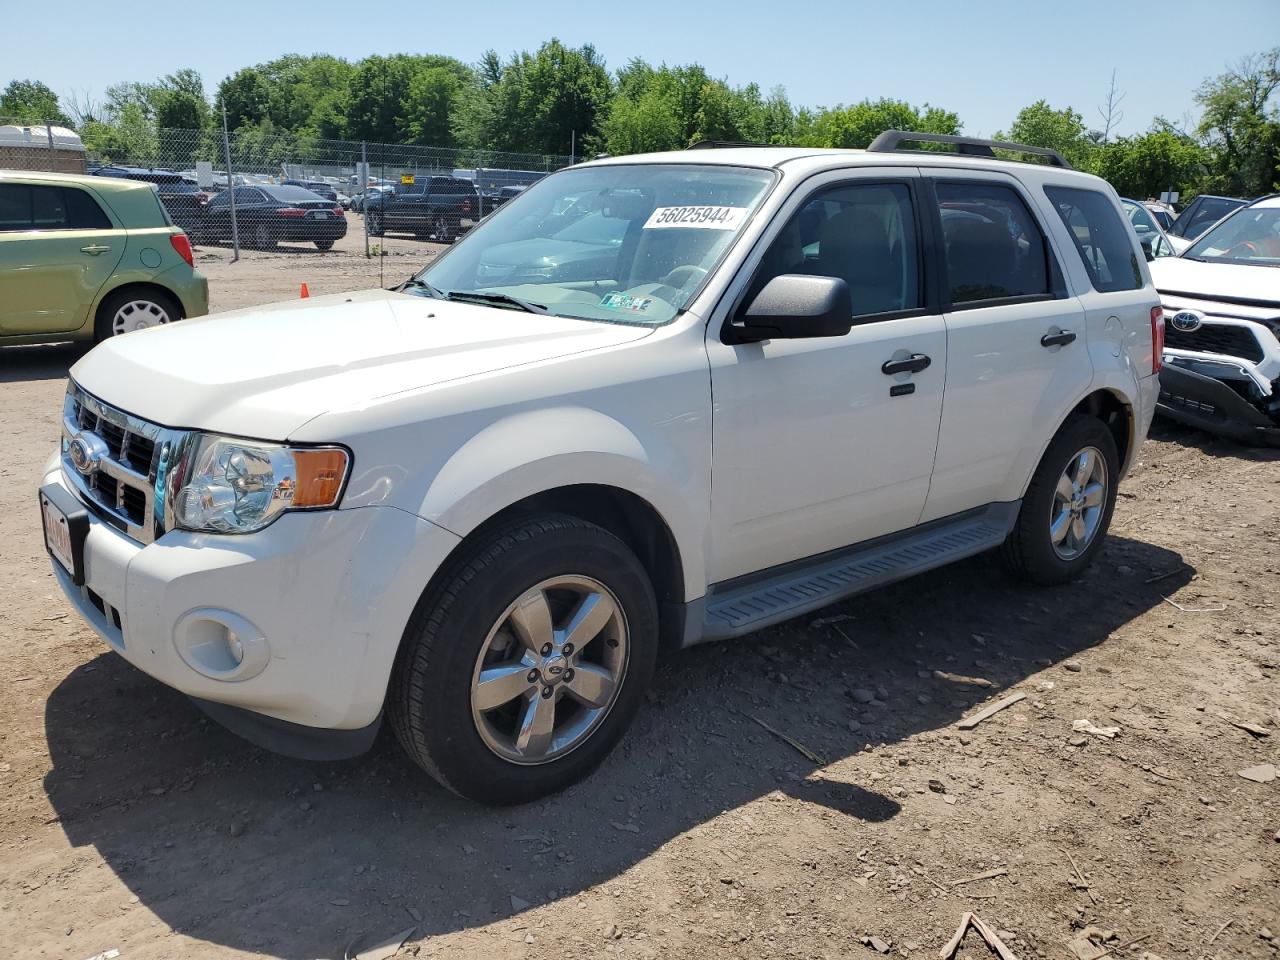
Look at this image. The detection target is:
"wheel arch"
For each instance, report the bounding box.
[91,280,185,331]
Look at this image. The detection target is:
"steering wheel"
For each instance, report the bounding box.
[660,265,708,289]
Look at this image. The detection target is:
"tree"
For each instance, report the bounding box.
[0,79,70,124]
[1092,129,1207,199]
[796,98,959,149]
[1097,69,1126,143]
[1194,48,1280,196]
[345,54,469,143]
[216,68,271,130]
[1002,100,1093,166]
[456,40,612,156]
[401,67,462,146]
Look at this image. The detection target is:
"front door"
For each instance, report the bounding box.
[0,182,124,335]
[707,172,947,583]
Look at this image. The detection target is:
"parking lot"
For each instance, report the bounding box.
[0,259,1277,957]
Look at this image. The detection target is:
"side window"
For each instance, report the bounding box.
[63,188,112,229]
[747,181,921,319]
[233,187,261,204]
[206,191,229,208]
[935,181,1052,304]
[0,184,32,231]
[30,185,71,229]
[1045,186,1142,293]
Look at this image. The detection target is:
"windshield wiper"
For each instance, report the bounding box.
[444,290,549,314]
[398,277,446,298]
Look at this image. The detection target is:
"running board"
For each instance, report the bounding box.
[698,502,1020,642]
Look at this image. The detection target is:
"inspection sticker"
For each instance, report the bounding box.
[643,205,746,230]
[600,292,654,313]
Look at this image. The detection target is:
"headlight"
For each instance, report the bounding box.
[173,435,350,534]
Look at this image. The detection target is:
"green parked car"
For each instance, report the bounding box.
[0,170,208,344]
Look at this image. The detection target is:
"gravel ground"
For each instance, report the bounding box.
[0,250,1277,959]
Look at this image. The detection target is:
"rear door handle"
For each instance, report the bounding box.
[881,353,932,375]
[1041,330,1077,348]
[80,244,111,255]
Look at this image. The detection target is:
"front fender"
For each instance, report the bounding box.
[414,406,708,601]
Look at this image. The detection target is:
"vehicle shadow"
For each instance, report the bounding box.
[42,535,1189,958]
[1148,419,1280,462]
[0,342,87,384]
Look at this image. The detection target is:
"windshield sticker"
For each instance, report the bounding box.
[643,205,747,230]
[600,292,654,313]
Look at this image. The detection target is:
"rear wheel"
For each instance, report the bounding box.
[94,288,181,342]
[390,515,658,805]
[315,239,334,251]
[1002,414,1119,584]
[253,222,275,250]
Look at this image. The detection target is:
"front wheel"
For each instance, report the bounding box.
[366,211,384,236]
[389,515,658,805]
[1002,414,1120,585]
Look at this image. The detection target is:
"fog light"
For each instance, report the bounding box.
[174,609,268,680]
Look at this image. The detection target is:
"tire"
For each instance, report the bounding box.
[1002,414,1120,585]
[253,222,275,250]
[390,514,659,805]
[433,216,454,243]
[94,288,182,342]
[367,212,384,236]
[315,239,335,251]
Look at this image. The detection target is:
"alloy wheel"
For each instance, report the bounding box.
[470,575,629,765]
[1049,445,1108,560]
[111,299,171,336]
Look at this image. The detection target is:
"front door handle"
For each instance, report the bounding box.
[881,353,932,375]
[80,244,111,255]
[1041,330,1077,348]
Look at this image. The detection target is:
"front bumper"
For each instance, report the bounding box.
[1157,364,1280,446]
[42,457,461,745]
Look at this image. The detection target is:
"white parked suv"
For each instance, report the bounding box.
[39,133,1162,804]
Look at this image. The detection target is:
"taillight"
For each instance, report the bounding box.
[277,207,307,218]
[332,205,344,216]
[170,232,194,267]
[462,199,472,213]
[1150,305,1165,375]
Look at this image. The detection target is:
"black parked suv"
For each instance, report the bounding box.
[365,176,477,242]
[92,166,206,233]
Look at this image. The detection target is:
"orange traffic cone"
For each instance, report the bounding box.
[300,283,310,299]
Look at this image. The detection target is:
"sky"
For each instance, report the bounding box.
[3,0,1278,138]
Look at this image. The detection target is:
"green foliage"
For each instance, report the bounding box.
[455,39,611,156]
[795,98,960,149]
[1000,100,1093,166]
[1194,48,1280,196]
[18,40,1279,205]
[1090,129,1208,200]
[1,79,70,124]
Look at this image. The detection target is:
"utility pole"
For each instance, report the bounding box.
[221,103,240,261]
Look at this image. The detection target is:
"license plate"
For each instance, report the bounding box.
[312,211,329,219]
[42,496,75,575]
[39,485,88,585]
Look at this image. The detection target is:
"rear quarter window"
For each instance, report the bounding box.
[1045,186,1142,293]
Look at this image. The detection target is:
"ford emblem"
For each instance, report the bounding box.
[1169,310,1203,333]
[68,433,108,476]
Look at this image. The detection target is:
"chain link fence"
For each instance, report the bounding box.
[2,116,572,288]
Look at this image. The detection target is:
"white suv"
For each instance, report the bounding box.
[39,133,1162,804]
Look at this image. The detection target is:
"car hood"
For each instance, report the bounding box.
[70,289,653,439]
[1150,256,1280,308]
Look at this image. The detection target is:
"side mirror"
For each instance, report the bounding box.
[728,274,854,344]
[1139,236,1155,261]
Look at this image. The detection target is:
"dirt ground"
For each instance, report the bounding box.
[1,242,1277,959]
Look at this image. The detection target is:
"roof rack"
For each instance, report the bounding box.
[689,140,770,150]
[867,131,1072,169]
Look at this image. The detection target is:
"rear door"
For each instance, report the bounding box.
[919,172,1091,522]
[0,182,124,335]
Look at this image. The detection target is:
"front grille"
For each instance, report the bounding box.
[1164,324,1265,363]
[61,384,184,544]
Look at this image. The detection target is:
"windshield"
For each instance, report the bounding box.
[1185,206,1280,266]
[413,163,776,325]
